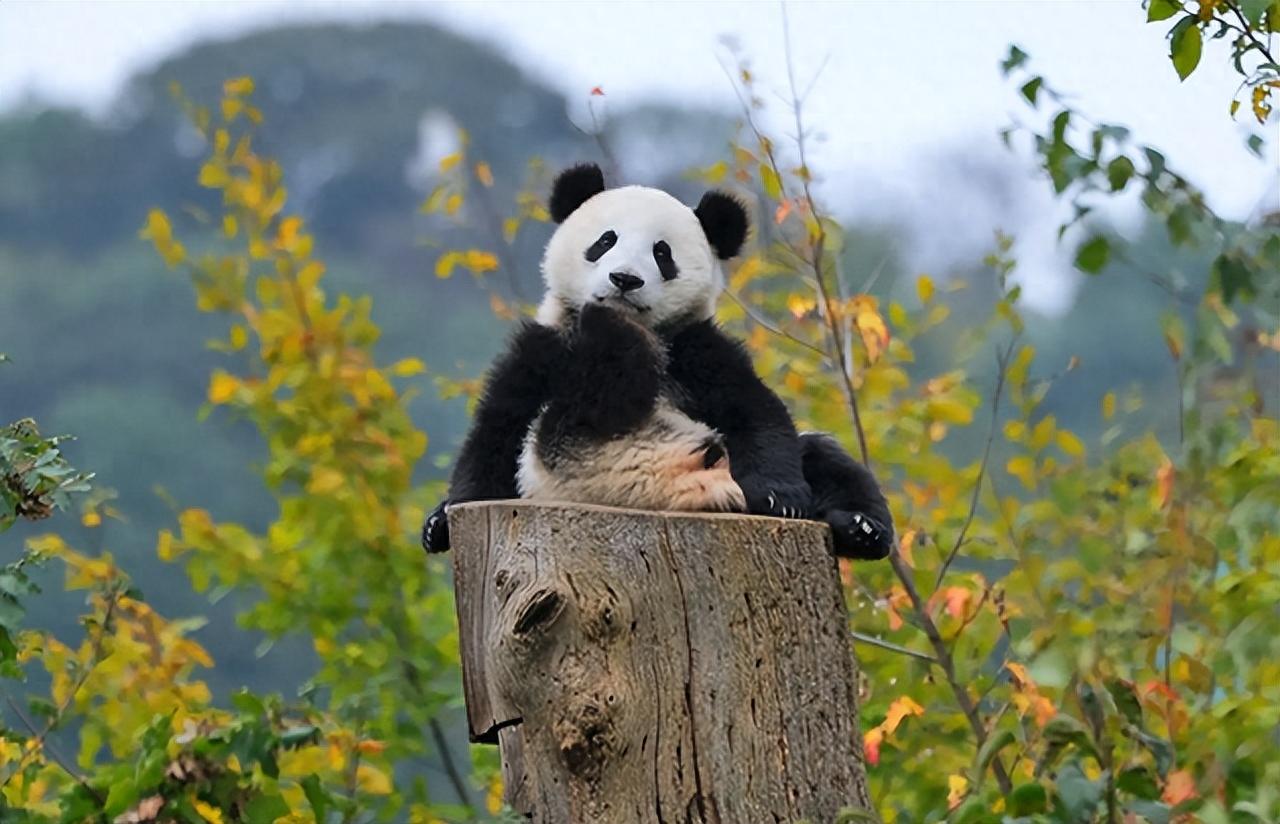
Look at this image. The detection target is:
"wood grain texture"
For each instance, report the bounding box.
[449,500,874,824]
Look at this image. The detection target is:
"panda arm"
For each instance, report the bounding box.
[425,321,569,553]
[667,320,811,517]
[537,302,664,442]
[448,321,569,501]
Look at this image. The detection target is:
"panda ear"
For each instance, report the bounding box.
[549,163,606,223]
[694,191,749,260]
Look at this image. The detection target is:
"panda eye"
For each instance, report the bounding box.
[653,240,679,281]
[584,230,617,263]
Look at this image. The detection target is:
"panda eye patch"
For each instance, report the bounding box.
[584,230,618,262]
[653,240,679,281]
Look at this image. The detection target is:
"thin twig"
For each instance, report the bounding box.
[779,3,871,467]
[889,549,1014,794]
[723,288,830,359]
[1223,0,1277,64]
[850,631,938,664]
[934,340,1016,590]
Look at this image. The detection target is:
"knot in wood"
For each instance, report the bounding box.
[555,697,619,781]
[512,588,565,637]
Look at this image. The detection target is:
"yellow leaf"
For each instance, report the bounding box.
[1007,455,1036,489]
[356,763,393,795]
[1102,391,1116,420]
[193,799,225,824]
[229,325,248,350]
[787,293,815,319]
[445,193,464,215]
[502,217,521,243]
[926,399,973,426]
[1030,415,1055,451]
[307,467,346,497]
[391,358,427,377]
[277,215,303,250]
[464,250,499,273]
[486,772,505,815]
[948,774,969,811]
[223,77,254,96]
[221,97,243,122]
[917,274,935,304]
[853,298,890,363]
[475,161,494,187]
[1005,661,1031,686]
[435,252,458,278]
[1056,430,1085,459]
[760,164,783,200]
[881,695,926,734]
[208,372,239,404]
[438,152,463,173]
[1004,420,1026,441]
[157,530,178,561]
[198,162,229,188]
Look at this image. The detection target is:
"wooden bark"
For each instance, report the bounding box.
[449,500,874,824]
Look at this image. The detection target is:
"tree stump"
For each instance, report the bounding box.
[449,500,875,824]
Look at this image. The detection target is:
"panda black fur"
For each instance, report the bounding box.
[423,163,894,560]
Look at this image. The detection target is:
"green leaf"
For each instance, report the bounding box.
[975,728,1017,780]
[1117,766,1161,800]
[1170,18,1203,80]
[1104,678,1143,727]
[1010,782,1049,816]
[1144,147,1167,177]
[1002,45,1029,75]
[1246,134,1264,158]
[243,793,291,824]
[1021,77,1044,106]
[1147,0,1182,21]
[301,775,331,823]
[230,688,265,716]
[1213,251,1256,303]
[1242,0,1271,25]
[1107,156,1135,191]
[1055,760,1104,822]
[1075,236,1111,273]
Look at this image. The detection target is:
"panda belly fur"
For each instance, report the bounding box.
[517,398,746,513]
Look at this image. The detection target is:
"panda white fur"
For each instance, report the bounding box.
[424,163,894,560]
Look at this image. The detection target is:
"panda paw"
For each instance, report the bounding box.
[826,509,893,560]
[422,500,452,554]
[743,480,811,520]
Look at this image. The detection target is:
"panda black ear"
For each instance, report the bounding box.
[549,163,606,223]
[694,191,749,260]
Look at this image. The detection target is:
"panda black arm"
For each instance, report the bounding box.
[423,321,568,553]
[666,320,811,517]
[536,302,664,443]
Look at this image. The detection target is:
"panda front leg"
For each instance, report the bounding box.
[798,432,895,560]
[536,302,666,442]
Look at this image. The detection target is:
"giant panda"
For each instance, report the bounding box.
[423,163,894,560]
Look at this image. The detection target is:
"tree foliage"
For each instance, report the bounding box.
[3,5,1277,823]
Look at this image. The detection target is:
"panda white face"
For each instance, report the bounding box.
[537,186,722,329]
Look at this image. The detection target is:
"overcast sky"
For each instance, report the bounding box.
[1,1,1274,311]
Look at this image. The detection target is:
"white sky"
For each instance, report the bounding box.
[1,1,1275,310]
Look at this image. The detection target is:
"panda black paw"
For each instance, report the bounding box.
[826,509,893,560]
[422,500,452,554]
[743,480,812,520]
[578,301,652,344]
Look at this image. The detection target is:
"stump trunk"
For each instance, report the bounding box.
[449,501,874,824]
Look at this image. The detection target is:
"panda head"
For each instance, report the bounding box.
[537,163,749,329]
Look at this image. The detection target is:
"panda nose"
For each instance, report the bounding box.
[609,271,644,293]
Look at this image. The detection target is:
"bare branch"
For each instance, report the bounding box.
[935,340,1016,590]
